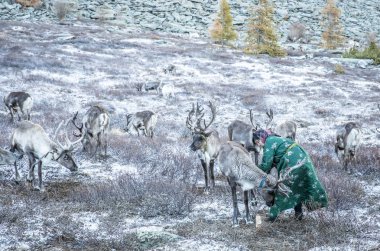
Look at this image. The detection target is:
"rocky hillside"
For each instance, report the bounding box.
[1,0,379,44]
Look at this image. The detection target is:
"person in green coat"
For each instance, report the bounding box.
[252,129,328,222]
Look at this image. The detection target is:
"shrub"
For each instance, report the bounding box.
[245,0,286,57]
[209,0,237,46]
[321,0,344,49]
[16,0,42,7]
[334,64,345,74]
[343,42,380,65]
[52,0,77,22]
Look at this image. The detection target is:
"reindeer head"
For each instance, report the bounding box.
[259,158,306,206]
[248,108,274,153]
[53,117,85,172]
[186,101,216,152]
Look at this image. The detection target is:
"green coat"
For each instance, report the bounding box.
[259,136,328,218]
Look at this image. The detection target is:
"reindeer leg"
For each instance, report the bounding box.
[200,159,209,192]
[14,161,20,182]
[37,160,44,191]
[244,190,253,224]
[228,178,240,227]
[254,151,259,166]
[294,203,303,220]
[209,159,215,188]
[8,107,14,121]
[27,154,35,185]
[250,189,257,206]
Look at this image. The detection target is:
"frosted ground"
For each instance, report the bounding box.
[0,21,379,250]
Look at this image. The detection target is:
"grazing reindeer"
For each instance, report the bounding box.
[218,141,304,226]
[125,110,158,138]
[228,109,273,165]
[72,105,110,156]
[10,119,83,191]
[0,147,21,165]
[186,101,220,192]
[335,122,361,173]
[4,91,33,121]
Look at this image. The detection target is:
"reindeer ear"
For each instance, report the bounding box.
[204,131,213,137]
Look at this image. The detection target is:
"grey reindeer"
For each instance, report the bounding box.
[218,141,305,226]
[4,91,33,121]
[186,101,220,192]
[228,109,274,166]
[72,105,110,157]
[335,122,361,173]
[125,110,158,138]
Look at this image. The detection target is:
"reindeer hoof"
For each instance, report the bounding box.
[203,187,210,194]
[232,223,239,228]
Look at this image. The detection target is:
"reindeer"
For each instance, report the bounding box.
[10,119,83,191]
[4,91,33,121]
[71,105,110,156]
[125,110,158,138]
[186,101,220,192]
[265,109,297,141]
[274,121,297,141]
[227,109,273,166]
[335,122,361,173]
[218,141,305,226]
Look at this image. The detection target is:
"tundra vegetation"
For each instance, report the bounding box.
[0,14,379,251]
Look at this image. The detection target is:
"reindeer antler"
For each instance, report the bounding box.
[71,111,83,137]
[265,108,274,129]
[274,158,306,197]
[197,101,216,132]
[186,103,196,132]
[249,108,258,131]
[55,114,85,150]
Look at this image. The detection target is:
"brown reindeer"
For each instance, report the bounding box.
[4,91,33,121]
[10,119,83,191]
[72,105,110,156]
[186,101,220,192]
[335,122,361,173]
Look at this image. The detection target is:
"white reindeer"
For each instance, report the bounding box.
[10,119,84,191]
[186,101,220,192]
[4,91,33,121]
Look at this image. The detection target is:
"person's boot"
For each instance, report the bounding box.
[294,203,303,220]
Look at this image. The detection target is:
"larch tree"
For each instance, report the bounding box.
[209,0,237,46]
[321,0,344,49]
[245,0,285,56]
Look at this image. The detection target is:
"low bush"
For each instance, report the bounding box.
[343,42,380,65]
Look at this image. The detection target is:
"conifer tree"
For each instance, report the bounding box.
[245,0,285,56]
[209,0,237,45]
[321,0,344,49]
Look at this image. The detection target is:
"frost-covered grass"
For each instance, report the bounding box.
[0,20,379,250]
